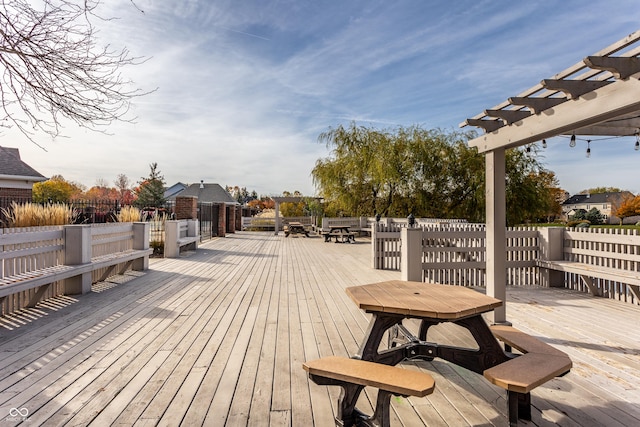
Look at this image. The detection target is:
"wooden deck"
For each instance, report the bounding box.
[1,231,639,426]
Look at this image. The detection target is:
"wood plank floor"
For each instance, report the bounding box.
[1,231,639,426]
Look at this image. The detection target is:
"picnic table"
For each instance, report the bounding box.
[304,280,572,426]
[321,225,355,243]
[285,222,309,237]
[346,280,508,369]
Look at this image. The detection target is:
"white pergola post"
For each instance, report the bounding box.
[461,30,640,324]
[485,149,507,324]
[274,201,281,235]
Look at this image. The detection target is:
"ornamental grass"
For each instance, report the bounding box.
[2,202,76,227]
[117,206,142,222]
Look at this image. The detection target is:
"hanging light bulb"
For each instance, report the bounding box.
[570,134,576,147]
[586,140,591,158]
[542,139,547,149]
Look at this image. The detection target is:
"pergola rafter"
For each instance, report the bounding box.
[460,29,640,323]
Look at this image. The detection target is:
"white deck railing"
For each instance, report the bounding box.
[242,216,315,231]
[0,222,151,316]
[372,223,640,304]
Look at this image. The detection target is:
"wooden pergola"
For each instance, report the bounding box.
[271,196,322,235]
[461,30,640,323]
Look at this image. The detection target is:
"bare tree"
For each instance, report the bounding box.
[114,173,130,200]
[0,0,148,145]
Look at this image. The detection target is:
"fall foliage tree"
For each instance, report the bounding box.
[279,191,306,217]
[580,187,622,194]
[615,195,640,224]
[32,175,84,203]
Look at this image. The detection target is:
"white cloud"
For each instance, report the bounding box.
[8,0,640,197]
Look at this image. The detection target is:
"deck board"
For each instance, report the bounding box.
[1,231,640,426]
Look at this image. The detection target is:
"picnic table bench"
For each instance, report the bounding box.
[303,356,435,427]
[321,225,355,243]
[486,324,572,426]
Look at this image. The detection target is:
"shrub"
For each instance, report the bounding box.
[567,219,590,228]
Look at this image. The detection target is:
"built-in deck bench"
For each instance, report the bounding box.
[485,324,572,426]
[164,219,200,258]
[537,259,640,298]
[0,223,152,315]
[537,227,640,300]
[303,356,435,427]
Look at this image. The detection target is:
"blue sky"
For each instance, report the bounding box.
[10,0,640,196]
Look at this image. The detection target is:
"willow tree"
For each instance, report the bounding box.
[313,123,390,216]
[313,123,561,223]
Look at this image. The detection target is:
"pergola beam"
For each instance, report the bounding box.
[508,97,566,114]
[469,77,640,153]
[584,55,640,80]
[540,79,612,99]
[484,109,532,125]
[464,118,504,133]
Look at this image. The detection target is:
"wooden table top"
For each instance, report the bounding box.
[346,280,502,320]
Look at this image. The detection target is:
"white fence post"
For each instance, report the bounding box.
[132,222,150,270]
[538,227,565,288]
[401,227,422,282]
[371,223,378,269]
[64,224,92,294]
[164,220,180,258]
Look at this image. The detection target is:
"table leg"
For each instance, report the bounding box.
[355,314,405,365]
[418,315,509,373]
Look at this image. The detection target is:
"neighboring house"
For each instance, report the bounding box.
[165,181,237,205]
[166,181,240,236]
[562,191,634,224]
[163,182,188,200]
[0,146,47,204]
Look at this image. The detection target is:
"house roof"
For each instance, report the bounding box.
[0,146,46,180]
[167,182,237,204]
[562,191,633,206]
[164,182,188,199]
